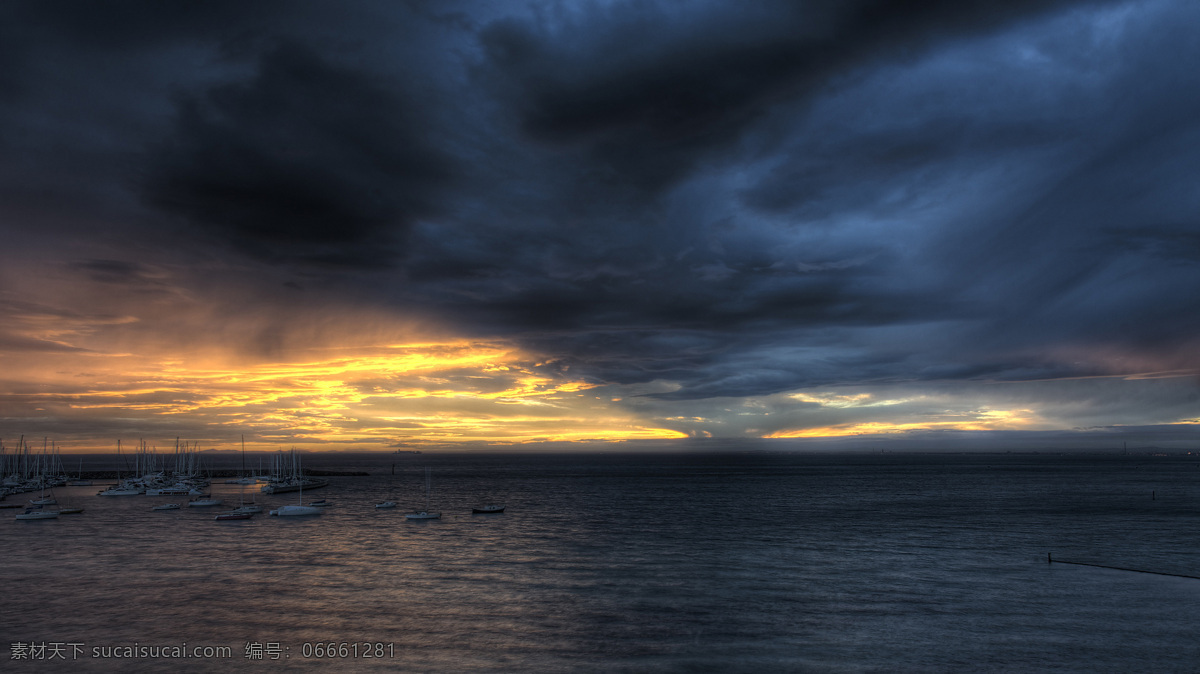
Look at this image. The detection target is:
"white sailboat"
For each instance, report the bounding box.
[269,459,323,516]
[269,500,323,517]
[405,467,440,520]
[188,494,223,507]
[231,485,263,514]
[97,440,143,495]
[260,449,328,494]
[15,505,58,520]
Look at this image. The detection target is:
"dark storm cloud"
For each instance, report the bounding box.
[739,116,1068,218]
[7,0,286,50]
[0,0,280,112]
[375,0,1171,402]
[146,42,454,268]
[398,230,957,398]
[478,0,1113,192]
[0,33,24,102]
[644,2,1198,398]
[930,117,1200,359]
[71,260,161,285]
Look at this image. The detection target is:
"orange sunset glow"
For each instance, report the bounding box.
[1,337,689,451]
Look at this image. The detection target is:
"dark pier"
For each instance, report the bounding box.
[1048,553,1200,581]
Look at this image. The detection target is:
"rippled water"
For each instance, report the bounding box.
[3,452,1200,672]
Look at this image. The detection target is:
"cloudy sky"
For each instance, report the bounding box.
[1,0,1198,452]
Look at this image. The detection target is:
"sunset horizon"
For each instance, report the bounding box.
[4,2,1200,670]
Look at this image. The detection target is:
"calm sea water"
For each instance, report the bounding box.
[3,451,1199,672]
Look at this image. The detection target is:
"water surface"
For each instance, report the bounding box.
[3,452,1199,672]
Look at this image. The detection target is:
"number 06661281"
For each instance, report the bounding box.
[300,642,395,658]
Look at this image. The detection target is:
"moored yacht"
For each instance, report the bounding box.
[405,467,441,520]
[16,506,59,520]
[215,511,253,521]
[145,485,201,496]
[261,477,329,494]
[269,504,324,516]
[268,454,323,516]
[260,449,328,494]
[405,510,441,520]
[98,484,142,496]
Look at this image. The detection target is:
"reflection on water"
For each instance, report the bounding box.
[3,453,1200,672]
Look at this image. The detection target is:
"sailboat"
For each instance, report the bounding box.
[214,510,254,520]
[68,458,92,486]
[29,488,56,506]
[188,494,222,507]
[231,484,263,514]
[405,467,440,520]
[375,472,398,508]
[15,505,59,520]
[225,436,257,484]
[269,458,323,516]
[57,491,84,514]
[97,440,142,495]
[269,495,323,517]
[217,473,256,518]
[29,449,57,505]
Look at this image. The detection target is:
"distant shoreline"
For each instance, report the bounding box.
[49,469,369,479]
